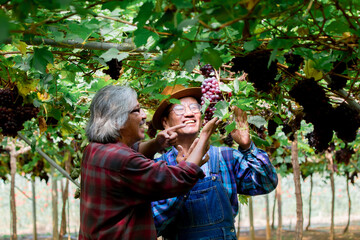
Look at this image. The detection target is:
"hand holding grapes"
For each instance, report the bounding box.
[230,106,251,150]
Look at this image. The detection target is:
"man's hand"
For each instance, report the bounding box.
[156,123,186,149]
[177,138,210,166]
[230,106,251,150]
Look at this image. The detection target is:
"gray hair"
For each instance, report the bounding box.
[85,85,138,143]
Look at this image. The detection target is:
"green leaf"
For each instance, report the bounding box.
[202,48,222,69]
[219,83,232,92]
[179,42,195,62]
[238,194,250,205]
[100,48,129,62]
[134,1,154,28]
[325,20,350,34]
[178,17,198,30]
[225,121,236,133]
[213,101,230,120]
[67,23,93,41]
[244,39,261,52]
[248,115,267,128]
[201,98,211,113]
[251,135,270,147]
[0,14,9,43]
[268,38,294,50]
[169,98,181,104]
[184,54,200,73]
[172,0,192,9]
[134,27,158,47]
[31,48,54,74]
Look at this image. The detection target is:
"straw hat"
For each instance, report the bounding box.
[152,85,202,130]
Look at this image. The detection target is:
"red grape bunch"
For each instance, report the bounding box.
[0,87,39,137]
[199,64,223,124]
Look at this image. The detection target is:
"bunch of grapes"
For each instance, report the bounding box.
[200,64,223,124]
[0,87,39,137]
[289,78,335,152]
[335,146,354,165]
[267,119,278,136]
[328,60,347,91]
[349,171,358,184]
[284,52,304,74]
[332,102,360,142]
[103,58,123,80]
[222,133,234,147]
[230,52,278,93]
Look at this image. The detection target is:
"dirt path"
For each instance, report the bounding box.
[238,225,360,240]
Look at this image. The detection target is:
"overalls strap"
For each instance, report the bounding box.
[209,146,220,175]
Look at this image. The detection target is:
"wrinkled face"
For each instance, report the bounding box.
[162,97,202,136]
[120,101,147,146]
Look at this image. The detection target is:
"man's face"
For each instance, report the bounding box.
[162,96,202,136]
[121,101,147,146]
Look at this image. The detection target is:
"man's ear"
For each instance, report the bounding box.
[162,117,170,129]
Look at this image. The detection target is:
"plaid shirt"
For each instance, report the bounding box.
[152,142,278,236]
[79,142,205,240]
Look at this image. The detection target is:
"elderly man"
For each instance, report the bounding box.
[151,85,278,240]
[79,85,219,240]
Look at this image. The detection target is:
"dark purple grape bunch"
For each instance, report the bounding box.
[103,58,123,80]
[200,64,223,124]
[0,87,39,137]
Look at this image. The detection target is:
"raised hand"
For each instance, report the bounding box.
[199,117,221,140]
[230,106,251,150]
[177,138,210,166]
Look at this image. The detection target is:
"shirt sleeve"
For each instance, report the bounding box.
[232,142,278,195]
[119,152,205,200]
[151,194,188,237]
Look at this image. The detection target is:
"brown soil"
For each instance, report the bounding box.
[238,225,360,240]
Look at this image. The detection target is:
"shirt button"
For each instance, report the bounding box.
[230,228,235,232]
[212,176,216,180]
[184,195,187,198]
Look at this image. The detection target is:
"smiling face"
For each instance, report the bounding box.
[120,101,147,146]
[162,96,202,137]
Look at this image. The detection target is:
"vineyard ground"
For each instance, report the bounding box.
[1,173,359,239]
[1,224,360,240]
[237,223,360,239]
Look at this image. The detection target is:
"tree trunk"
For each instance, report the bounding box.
[236,203,241,238]
[343,174,351,233]
[271,192,277,230]
[59,179,69,238]
[10,151,17,240]
[305,174,313,231]
[32,179,38,240]
[291,134,303,240]
[325,150,335,240]
[249,196,255,240]
[6,141,31,240]
[266,194,271,240]
[59,152,71,239]
[276,173,282,240]
[51,166,59,240]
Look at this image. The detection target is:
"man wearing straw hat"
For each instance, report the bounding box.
[150,84,278,240]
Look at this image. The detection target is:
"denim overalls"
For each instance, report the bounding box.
[166,146,237,240]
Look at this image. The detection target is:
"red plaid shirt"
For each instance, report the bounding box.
[79,142,204,240]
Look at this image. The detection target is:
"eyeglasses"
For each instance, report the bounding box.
[171,103,201,116]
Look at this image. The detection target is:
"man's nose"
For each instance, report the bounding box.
[183,106,194,116]
[140,109,147,118]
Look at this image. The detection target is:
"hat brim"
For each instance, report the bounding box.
[152,87,202,130]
